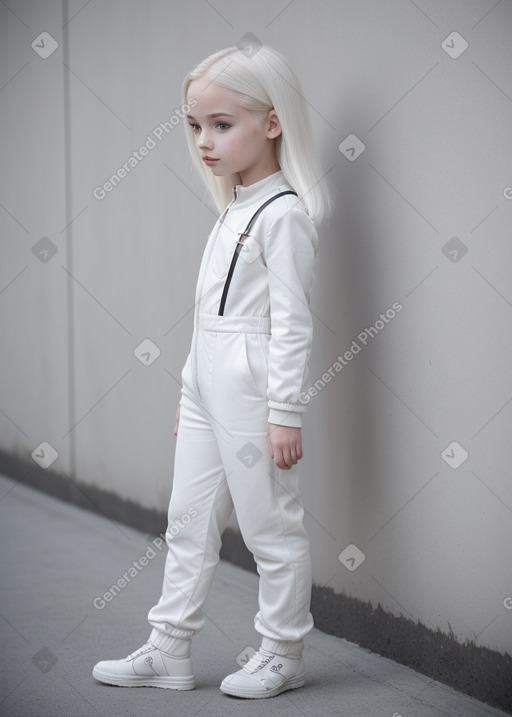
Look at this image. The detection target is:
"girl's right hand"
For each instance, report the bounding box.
[174,405,181,436]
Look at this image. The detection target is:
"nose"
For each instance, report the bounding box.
[197,128,213,150]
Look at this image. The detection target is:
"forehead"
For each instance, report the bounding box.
[187,77,240,114]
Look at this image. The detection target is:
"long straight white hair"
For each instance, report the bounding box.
[182,44,330,224]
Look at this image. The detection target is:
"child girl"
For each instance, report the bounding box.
[93,42,329,700]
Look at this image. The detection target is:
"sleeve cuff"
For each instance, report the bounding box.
[268,408,303,428]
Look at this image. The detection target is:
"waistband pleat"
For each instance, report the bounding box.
[197,313,271,334]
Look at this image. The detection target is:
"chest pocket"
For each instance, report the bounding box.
[238,236,263,265]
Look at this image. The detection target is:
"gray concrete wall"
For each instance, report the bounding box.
[1,0,511,661]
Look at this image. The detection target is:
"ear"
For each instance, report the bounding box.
[266,109,282,139]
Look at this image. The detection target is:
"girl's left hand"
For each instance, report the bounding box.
[268,424,303,470]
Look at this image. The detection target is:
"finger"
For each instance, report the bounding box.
[281,448,293,470]
[289,442,299,466]
[275,447,287,470]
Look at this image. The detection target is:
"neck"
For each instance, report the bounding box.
[238,152,281,187]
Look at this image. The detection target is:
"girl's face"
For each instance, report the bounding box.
[186,76,281,187]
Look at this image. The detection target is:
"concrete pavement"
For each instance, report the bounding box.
[0,473,507,717]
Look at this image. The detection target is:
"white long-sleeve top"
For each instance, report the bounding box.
[191,170,318,428]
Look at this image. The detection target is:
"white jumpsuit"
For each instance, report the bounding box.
[147,170,318,657]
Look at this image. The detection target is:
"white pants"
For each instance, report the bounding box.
[147,314,313,657]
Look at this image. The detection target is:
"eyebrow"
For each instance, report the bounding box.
[186,113,235,120]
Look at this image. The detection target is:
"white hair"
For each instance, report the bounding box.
[182,44,331,224]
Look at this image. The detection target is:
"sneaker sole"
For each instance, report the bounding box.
[220,672,305,699]
[92,666,195,690]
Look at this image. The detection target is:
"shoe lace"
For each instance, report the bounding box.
[126,641,152,660]
[243,649,269,673]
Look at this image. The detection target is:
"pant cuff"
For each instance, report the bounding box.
[261,637,304,658]
[149,628,192,656]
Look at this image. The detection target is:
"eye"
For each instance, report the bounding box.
[188,123,200,132]
[216,122,230,131]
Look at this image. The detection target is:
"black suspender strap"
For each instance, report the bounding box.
[218,190,298,316]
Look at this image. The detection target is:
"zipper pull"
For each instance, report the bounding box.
[220,186,238,223]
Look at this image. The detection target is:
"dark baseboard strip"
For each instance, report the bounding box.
[311,585,512,714]
[1,449,510,713]
[0,449,169,538]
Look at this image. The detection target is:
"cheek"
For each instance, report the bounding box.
[228,128,261,156]
[220,132,247,158]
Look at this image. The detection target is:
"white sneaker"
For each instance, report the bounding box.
[220,648,305,699]
[92,641,195,690]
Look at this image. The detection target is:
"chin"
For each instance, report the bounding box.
[209,165,228,176]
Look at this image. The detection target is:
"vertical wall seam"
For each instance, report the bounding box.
[62,0,76,479]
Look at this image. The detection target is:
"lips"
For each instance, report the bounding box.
[202,156,219,164]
